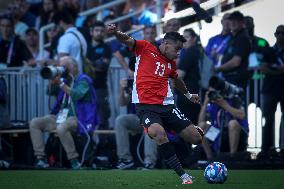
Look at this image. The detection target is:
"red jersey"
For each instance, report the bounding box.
[132,40,178,105]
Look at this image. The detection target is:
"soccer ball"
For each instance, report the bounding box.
[204,162,228,184]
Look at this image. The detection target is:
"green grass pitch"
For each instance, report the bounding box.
[0,170,284,189]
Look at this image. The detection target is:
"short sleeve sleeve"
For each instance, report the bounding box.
[57,35,72,54]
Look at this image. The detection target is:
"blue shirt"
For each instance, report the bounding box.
[132,9,158,26]
[205,34,231,66]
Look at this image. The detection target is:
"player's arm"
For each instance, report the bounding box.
[171,77,200,104]
[106,24,135,49]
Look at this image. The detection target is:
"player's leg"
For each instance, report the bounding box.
[168,107,203,145]
[137,105,193,184]
[179,125,203,144]
[147,123,192,184]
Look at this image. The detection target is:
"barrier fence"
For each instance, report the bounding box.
[0,68,49,122]
[0,60,127,127]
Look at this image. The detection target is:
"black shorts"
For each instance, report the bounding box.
[136,104,192,134]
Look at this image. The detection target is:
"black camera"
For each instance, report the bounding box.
[208,90,222,101]
[40,66,66,79]
[208,76,243,99]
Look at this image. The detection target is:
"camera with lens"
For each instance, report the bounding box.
[40,66,66,79]
[207,90,222,101]
[208,76,243,100]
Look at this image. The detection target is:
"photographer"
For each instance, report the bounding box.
[198,76,249,160]
[115,78,157,170]
[29,56,98,169]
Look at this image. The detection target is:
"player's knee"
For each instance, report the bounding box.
[181,126,202,145]
[148,124,168,145]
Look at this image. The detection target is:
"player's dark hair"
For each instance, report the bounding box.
[164,32,186,43]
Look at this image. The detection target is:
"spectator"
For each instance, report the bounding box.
[29,56,98,169]
[0,77,9,129]
[25,28,50,66]
[205,13,231,67]
[35,0,58,29]
[198,77,249,160]
[258,25,284,159]
[0,15,35,67]
[52,9,87,73]
[115,78,157,170]
[157,18,181,46]
[110,18,135,77]
[164,18,181,33]
[15,0,37,27]
[244,16,270,105]
[123,0,157,26]
[6,3,29,39]
[123,0,157,40]
[176,28,201,124]
[45,26,60,59]
[87,21,112,130]
[215,11,251,90]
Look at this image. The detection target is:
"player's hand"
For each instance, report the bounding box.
[106,24,118,35]
[190,94,200,104]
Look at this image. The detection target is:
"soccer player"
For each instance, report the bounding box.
[106,24,204,184]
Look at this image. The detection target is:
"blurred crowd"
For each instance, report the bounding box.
[0,0,283,169]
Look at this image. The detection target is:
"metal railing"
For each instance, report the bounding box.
[0,64,127,126]
[0,68,50,121]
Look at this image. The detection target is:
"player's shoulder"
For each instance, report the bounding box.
[136,39,152,46]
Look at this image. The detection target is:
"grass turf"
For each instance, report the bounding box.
[0,170,284,189]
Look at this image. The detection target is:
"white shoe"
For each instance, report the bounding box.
[181,173,193,184]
